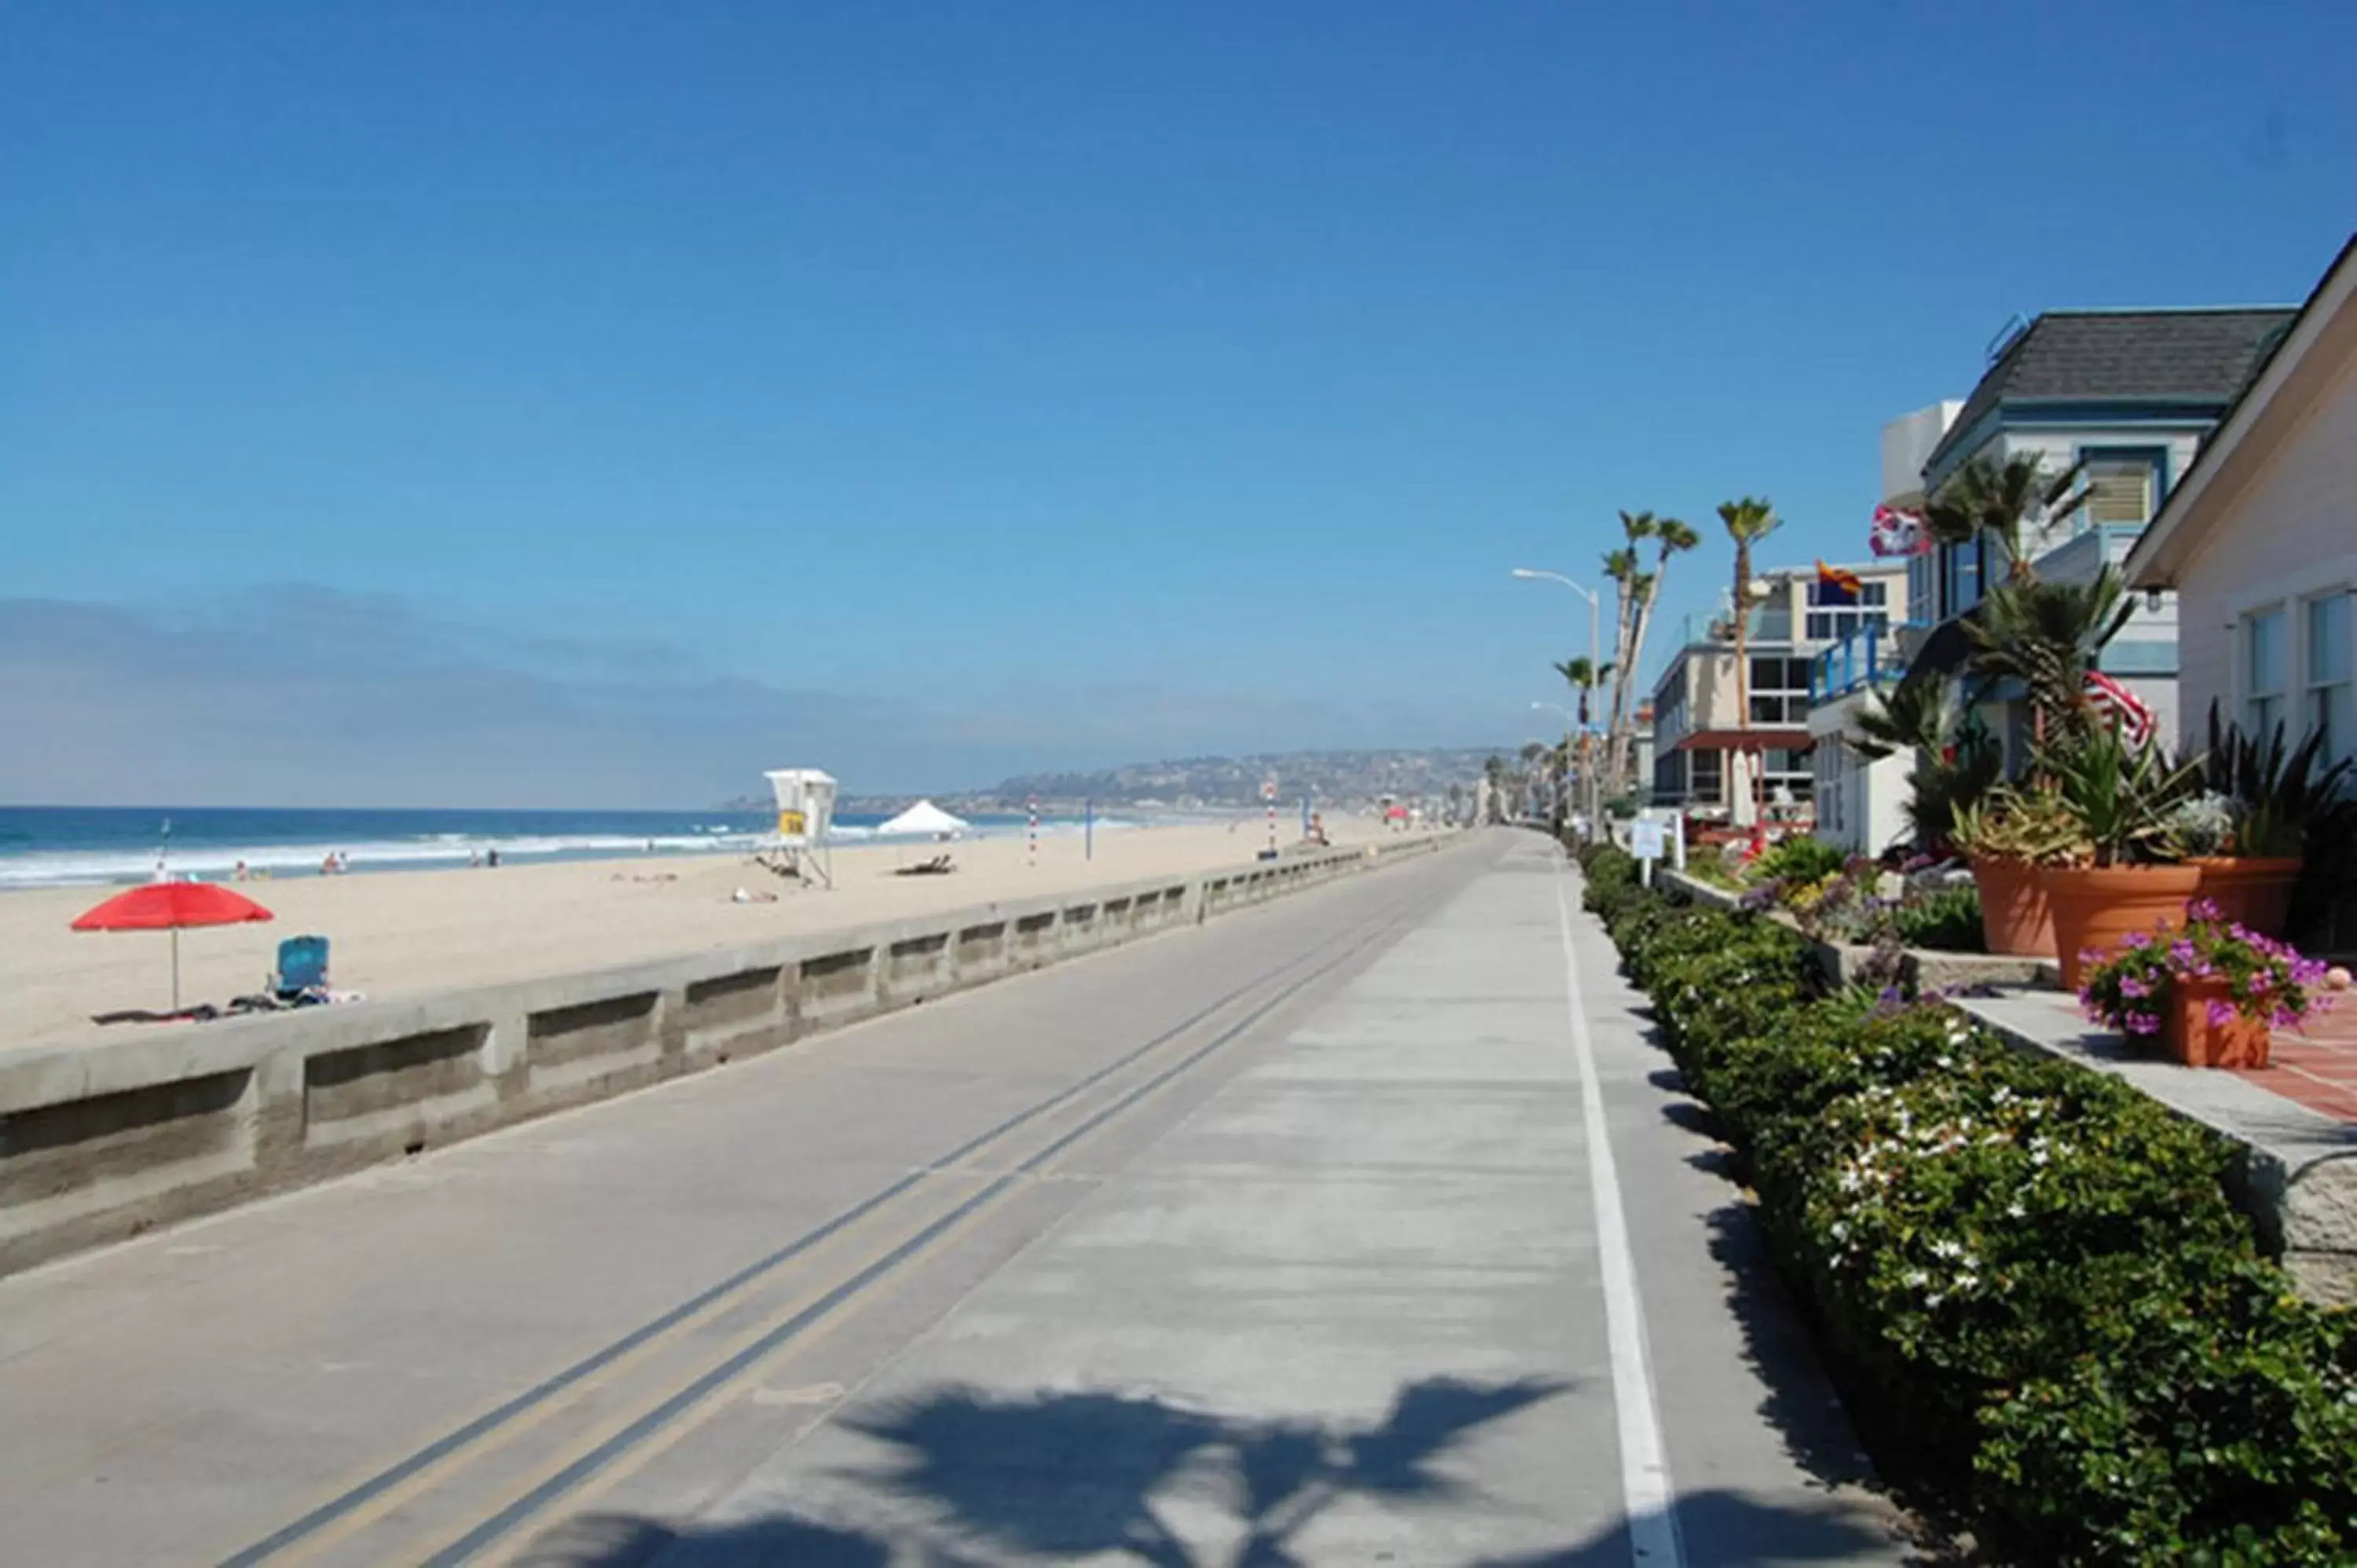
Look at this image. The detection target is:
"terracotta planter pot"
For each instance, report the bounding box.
[2041,863,2203,991]
[2158,975,2272,1068]
[1968,855,2054,958]
[2189,856,2303,939]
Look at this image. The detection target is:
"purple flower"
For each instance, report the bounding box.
[2189,898,2223,922]
[2250,971,2272,993]
[2121,977,2150,999]
[2272,1008,2300,1029]
[2126,932,2154,950]
[2126,1011,2162,1035]
[2170,940,2198,968]
[2207,998,2237,1028]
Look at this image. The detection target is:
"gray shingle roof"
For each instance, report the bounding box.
[1927,307,2297,475]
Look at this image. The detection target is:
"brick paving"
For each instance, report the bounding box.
[2243,995,2357,1124]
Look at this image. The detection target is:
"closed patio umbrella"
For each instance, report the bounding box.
[71,882,274,1008]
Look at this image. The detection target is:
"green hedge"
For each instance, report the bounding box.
[1575,844,2357,1564]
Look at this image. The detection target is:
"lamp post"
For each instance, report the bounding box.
[1513,568,1604,837]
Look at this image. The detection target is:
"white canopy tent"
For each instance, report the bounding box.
[875,800,970,839]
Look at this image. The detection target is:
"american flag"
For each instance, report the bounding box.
[1869,503,1930,557]
[2085,670,2157,746]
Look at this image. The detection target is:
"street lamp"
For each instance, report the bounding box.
[1513,567,1604,837]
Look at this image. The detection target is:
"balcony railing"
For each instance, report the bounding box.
[2031,522,2145,589]
[1810,622,1907,702]
[1669,603,1794,649]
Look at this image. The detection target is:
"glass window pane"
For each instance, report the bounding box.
[2249,609,2285,694]
[2309,594,2351,683]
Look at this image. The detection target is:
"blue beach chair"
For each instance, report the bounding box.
[271,935,330,1002]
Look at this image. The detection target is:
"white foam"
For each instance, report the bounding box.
[0,830,780,889]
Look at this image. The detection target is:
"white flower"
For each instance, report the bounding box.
[1926,1292,1945,1307]
[1904,1269,1930,1288]
[1956,1273,1980,1291]
[2007,1201,2027,1219]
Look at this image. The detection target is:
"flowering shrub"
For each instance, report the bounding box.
[1591,874,2357,1564]
[1893,884,1983,953]
[2079,899,2335,1037]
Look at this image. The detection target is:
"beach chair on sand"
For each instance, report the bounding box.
[893,853,955,877]
[271,935,330,1003]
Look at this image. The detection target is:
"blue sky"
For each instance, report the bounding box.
[5,2,2353,804]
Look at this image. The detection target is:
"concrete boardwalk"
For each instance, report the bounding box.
[0,833,1912,1566]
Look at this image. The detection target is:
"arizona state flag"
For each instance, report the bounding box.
[1816,559,1862,606]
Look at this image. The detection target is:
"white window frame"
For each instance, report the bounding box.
[2303,588,2354,768]
[2243,604,2287,740]
[2227,559,2357,757]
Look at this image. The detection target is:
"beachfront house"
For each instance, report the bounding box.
[1650,559,1909,827]
[2123,236,2357,937]
[1809,403,1958,855]
[1897,306,2297,770]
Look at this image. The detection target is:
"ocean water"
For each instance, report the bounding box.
[0,805,1118,889]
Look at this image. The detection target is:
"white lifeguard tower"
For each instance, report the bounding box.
[762,768,838,888]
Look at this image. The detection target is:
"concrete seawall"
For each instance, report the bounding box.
[0,835,1449,1280]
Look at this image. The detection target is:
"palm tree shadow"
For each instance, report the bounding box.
[824,1373,1571,1567]
[526,1383,1942,1566]
[508,1508,904,1567]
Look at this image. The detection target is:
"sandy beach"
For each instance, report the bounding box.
[2,817,1412,1050]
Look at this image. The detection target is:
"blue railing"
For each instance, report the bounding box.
[1811,624,1893,701]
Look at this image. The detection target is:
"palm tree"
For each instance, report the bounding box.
[1717,496,1780,824]
[1963,565,2136,749]
[1553,655,1614,728]
[1846,672,2001,850]
[1923,452,2090,587]
[1557,654,1615,827]
[1616,516,1697,790]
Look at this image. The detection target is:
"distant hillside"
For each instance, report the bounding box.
[948,748,1508,811]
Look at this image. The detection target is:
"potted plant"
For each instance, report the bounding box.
[1950,787,2075,958]
[2185,705,2357,937]
[2036,725,2205,990]
[2079,899,2335,1068]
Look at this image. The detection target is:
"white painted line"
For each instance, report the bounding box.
[1553,854,1684,1566]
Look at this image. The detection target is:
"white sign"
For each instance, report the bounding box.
[1629,819,1666,861]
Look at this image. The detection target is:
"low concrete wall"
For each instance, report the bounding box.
[1959,992,2357,1307]
[0,836,1447,1279]
[1657,870,2061,994]
[1655,871,2357,1304]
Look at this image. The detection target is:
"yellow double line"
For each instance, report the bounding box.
[222,883,1420,1567]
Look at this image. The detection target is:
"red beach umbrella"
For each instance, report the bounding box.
[71,882,274,1009]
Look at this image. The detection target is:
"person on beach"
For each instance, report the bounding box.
[233,859,250,881]
[486,848,500,869]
